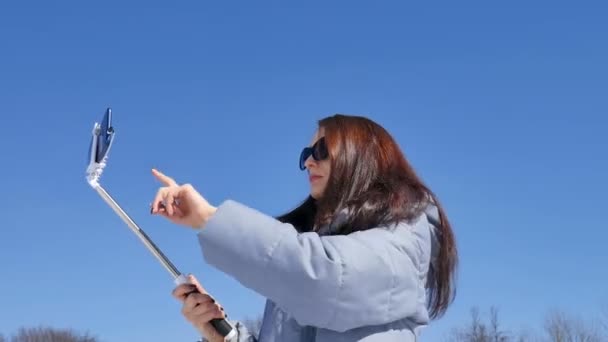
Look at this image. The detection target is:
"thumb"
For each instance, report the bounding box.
[188,274,207,294]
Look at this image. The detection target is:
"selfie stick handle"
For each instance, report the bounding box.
[91,183,237,340]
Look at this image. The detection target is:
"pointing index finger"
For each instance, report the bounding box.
[152,168,178,186]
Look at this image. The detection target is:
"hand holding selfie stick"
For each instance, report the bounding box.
[85,108,236,341]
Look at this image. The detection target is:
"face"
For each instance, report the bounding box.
[302,128,331,199]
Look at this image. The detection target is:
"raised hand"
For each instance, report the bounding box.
[150,168,217,229]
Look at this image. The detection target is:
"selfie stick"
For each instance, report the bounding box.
[85,108,236,340]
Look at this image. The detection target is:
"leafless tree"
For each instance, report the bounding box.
[542,310,605,342]
[446,306,486,342]
[489,306,510,342]
[446,306,511,342]
[10,326,97,342]
[443,304,608,342]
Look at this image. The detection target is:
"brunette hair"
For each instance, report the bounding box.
[277,114,458,319]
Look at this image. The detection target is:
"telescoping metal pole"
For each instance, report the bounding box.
[85,108,236,340]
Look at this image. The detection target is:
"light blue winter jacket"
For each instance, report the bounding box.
[196,200,440,342]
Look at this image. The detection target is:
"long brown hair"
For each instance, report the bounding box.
[277,114,458,319]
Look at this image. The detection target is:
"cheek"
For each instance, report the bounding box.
[318,162,331,190]
[319,161,331,176]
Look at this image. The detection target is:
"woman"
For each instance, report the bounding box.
[151,114,458,341]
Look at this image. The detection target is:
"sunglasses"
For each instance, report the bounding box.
[299,137,329,170]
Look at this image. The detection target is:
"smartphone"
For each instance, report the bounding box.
[95,108,114,163]
[87,107,115,165]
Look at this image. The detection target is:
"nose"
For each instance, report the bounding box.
[304,155,317,170]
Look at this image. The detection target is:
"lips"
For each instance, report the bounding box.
[309,175,322,182]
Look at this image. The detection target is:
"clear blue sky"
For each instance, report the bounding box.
[0,1,606,341]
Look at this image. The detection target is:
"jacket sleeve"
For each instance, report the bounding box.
[197,200,428,332]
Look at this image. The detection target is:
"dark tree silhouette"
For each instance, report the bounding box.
[446,306,511,342]
[445,306,607,342]
[543,310,604,342]
[9,326,97,342]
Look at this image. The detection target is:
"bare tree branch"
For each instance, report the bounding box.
[443,305,608,342]
[470,307,489,342]
[10,326,98,342]
[543,309,605,342]
[489,306,510,342]
[444,306,494,342]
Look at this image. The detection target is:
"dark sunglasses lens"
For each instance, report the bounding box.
[313,138,328,160]
[299,138,328,170]
[300,148,312,170]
